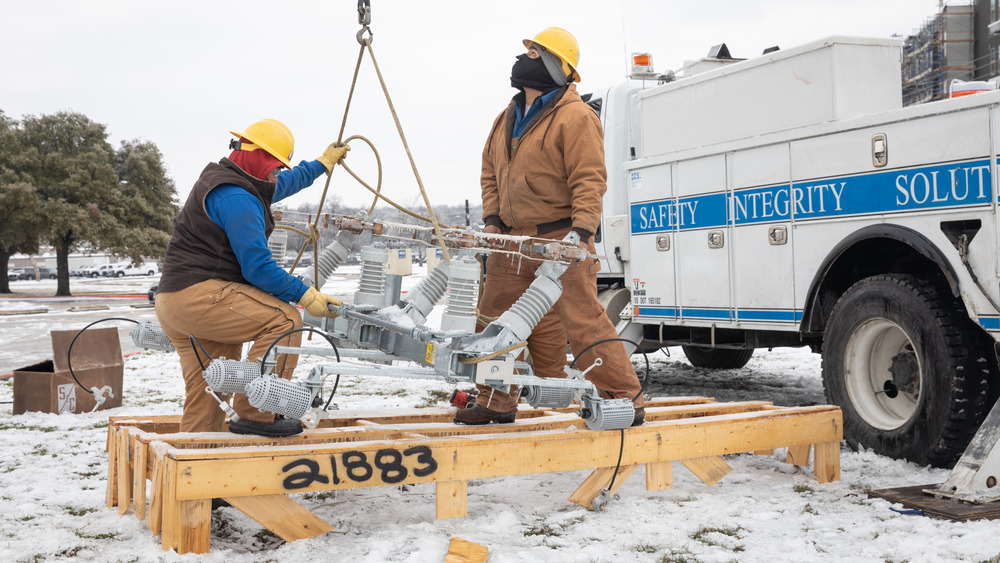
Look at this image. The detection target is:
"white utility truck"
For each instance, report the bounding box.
[588,36,1000,468]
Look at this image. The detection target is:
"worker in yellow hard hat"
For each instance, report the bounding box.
[457,27,645,426]
[155,119,350,437]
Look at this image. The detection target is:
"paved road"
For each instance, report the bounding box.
[0,293,159,375]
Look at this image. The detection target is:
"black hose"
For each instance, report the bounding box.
[259,327,340,376]
[66,317,140,394]
[259,327,342,410]
[188,335,212,370]
[569,337,651,402]
[569,337,649,500]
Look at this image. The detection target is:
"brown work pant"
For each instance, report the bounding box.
[476,229,643,412]
[155,279,303,432]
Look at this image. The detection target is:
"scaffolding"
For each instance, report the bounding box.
[902,2,975,106]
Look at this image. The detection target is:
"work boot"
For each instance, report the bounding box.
[454,404,517,425]
[228,416,303,437]
[631,407,646,427]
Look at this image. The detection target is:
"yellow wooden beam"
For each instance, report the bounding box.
[444,537,488,563]
[169,406,841,501]
[436,480,468,519]
[568,465,640,509]
[681,456,732,487]
[117,428,131,516]
[225,494,333,541]
[131,432,148,521]
[786,444,811,466]
[645,461,673,491]
[813,441,841,484]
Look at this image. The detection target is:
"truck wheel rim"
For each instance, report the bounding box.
[844,318,920,431]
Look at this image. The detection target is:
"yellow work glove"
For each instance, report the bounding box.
[298,287,342,318]
[316,142,350,172]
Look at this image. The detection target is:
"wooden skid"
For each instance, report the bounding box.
[868,484,1000,522]
[105,397,842,553]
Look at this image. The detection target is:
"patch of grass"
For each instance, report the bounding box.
[56,546,84,558]
[302,491,338,501]
[793,484,814,494]
[657,548,697,563]
[18,515,35,521]
[415,389,451,408]
[634,543,659,553]
[523,523,560,537]
[252,529,285,550]
[65,506,97,517]
[691,525,744,552]
[74,529,117,540]
[17,554,47,563]
[804,503,818,515]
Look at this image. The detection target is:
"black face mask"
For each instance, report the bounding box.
[510,54,559,91]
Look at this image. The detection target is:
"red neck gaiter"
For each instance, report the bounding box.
[228,148,284,180]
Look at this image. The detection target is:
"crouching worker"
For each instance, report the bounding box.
[155,119,348,437]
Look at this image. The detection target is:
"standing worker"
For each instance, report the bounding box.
[155,119,349,437]
[457,28,645,426]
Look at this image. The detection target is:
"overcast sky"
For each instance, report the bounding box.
[2,0,948,213]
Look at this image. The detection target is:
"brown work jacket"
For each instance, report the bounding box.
[481,83,608,239]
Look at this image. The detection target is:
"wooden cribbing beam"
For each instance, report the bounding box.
[107,398,842,554]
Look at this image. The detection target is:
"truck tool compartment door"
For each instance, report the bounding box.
[626,163,676,321]
[730,143,796,326]
[674,154,731,325]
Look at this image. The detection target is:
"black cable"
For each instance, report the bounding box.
[569,337,649,501]
[259,327,340,376]
[66,317,140,394]
[323,374,342,411]
[606,428,626,493]
[259,326,342,410]
[569,337,651,402]
[188,335,212,371]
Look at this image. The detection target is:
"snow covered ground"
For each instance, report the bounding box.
[1,273,998,562]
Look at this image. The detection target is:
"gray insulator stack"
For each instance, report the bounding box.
[495,274,563,342]
[203,358,260,394]
[584,397,636,431]
[354,245,388,306]
[402,260,450,324]
[300,230,359,289]
[245,377,312,420]
[523,385,574,408]
[130,321,176,352]
[267,229,287,262]
[441,256,481,334]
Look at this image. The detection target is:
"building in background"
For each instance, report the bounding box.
[902,2,975,105]
[974,0,1000,81]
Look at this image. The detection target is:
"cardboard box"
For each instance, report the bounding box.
[13,327,124,415]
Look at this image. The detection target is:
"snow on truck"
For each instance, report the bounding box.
[588,36,1000,468]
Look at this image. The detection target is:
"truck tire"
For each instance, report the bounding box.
[681,346,754,369]
[822,274,990,467]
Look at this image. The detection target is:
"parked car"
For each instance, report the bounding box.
[7,268,29,282]
[95,263,119,277]
[70,265,91,277]
[123,262,159,276]
[37,267,56,279]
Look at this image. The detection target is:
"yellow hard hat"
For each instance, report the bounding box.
[523,27,581,83]
[229,119,295,168]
